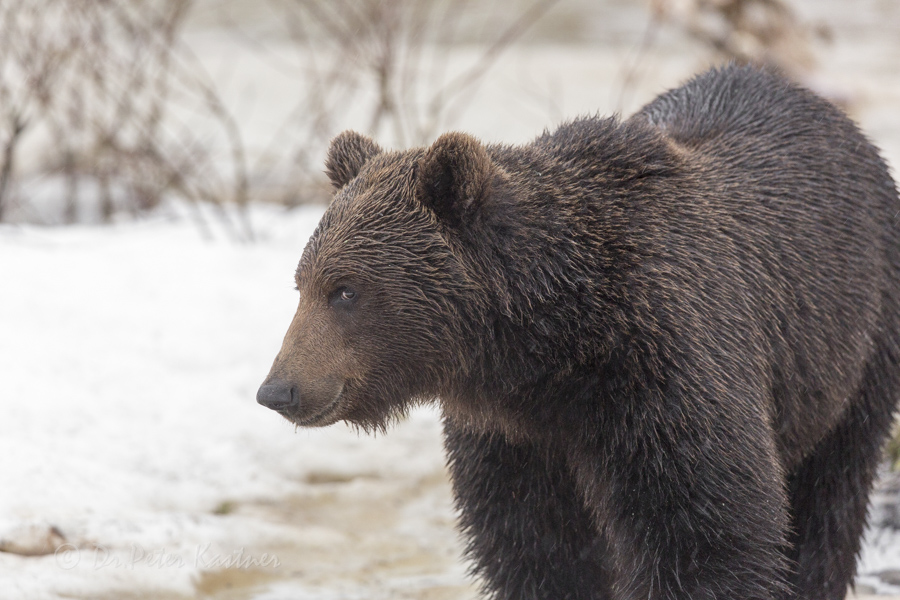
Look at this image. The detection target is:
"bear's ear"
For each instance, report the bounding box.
[416,132,493,227]
[325,130,383,190]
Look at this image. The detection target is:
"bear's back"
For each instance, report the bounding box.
[635,65,851,158]
[632,65,900,464]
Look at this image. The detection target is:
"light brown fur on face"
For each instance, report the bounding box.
[259,141,484,432]
[260,293,360,426]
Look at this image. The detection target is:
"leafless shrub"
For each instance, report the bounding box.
[247,0,561,206]
[0,0,251,239]
[654,0,827,72]
[0,0,561,221]
[617,0,829,113]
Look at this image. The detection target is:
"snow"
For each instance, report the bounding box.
[0,207,473,599]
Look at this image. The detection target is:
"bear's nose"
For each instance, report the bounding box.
[256,381,296,411]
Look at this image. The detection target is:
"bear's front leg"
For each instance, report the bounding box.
[566,386,791,600]
[444,418,613,600]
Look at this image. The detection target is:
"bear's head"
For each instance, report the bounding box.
[257,130,501,431]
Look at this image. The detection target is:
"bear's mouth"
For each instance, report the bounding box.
[286,382,345,427]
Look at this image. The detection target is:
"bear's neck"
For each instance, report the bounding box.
[461,118,684,401]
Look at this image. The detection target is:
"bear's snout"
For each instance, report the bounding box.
[256,380,296,412]
[256,370,347,426]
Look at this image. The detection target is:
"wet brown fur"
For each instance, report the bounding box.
[259,65,900,600]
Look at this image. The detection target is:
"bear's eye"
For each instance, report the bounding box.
[329,286,358,308]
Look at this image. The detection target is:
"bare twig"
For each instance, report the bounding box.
[424,0,563,135]
[0,113,26,222]
[650,0,820,75]
[246,0,560,207]
[614,10,662,115]
[0,0,251,237]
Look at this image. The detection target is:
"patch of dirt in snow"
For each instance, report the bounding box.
[72,466,478,600]
[210,469,476,600]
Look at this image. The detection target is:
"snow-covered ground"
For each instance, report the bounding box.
[0,205,478,600]
[2,0,900,598]
[1,203,899,599]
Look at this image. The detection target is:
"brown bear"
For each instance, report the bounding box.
[257,65,900,600]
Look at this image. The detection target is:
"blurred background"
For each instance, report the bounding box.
[0,1,898,599]
[3,0,899,229]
